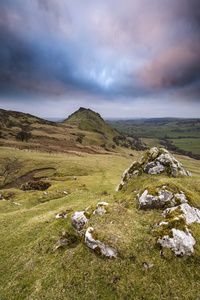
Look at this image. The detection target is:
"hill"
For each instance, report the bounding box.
[0,108,146,155]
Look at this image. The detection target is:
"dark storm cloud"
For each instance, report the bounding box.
[0,0,200,107]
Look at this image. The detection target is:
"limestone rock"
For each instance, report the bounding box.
[85,227,117,258]
[116,147,192,191]
[56,212,67,219]
[163,203,200,225]
[157,228,196,256]
[154,203,200,256]
[71,211,88,232]
[93,202,109,215]
[139,188,188,209]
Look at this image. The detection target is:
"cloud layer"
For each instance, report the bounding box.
[0,0,200,118]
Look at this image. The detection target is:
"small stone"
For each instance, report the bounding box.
[71,211,88,232]
[52,238,68,252]
[93,202,109,215]
[85,227,117,258]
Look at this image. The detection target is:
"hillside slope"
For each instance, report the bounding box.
[0,147,200,299]
[0,107,145,154]
[64,107,146,151]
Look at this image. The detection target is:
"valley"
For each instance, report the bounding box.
[107,118,200,159]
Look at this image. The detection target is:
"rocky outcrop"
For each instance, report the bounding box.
[71,211,88,232]
[85,227,117,258]
[139,188,188,209]
[153,203,200,256]
[116,147,192,191]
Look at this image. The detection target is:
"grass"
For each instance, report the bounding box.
[107,118,200,156]
[0,148,200,299]
[170,138,200,155]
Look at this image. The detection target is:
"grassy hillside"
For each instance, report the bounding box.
[0,147,200,299]
[0,108,145,154]
[107,118,200,159]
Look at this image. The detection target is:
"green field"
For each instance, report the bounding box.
[107,118,200,158]
[0,147,200,299]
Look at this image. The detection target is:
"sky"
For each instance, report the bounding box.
[0,0,200,120]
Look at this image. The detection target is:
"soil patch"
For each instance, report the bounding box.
[4,168,55,189]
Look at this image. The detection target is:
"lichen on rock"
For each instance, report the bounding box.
[157,228,196,256]
[116,147,192,191]
[162,203,200,225]
[153,203,200,256]
[139,188,188,209]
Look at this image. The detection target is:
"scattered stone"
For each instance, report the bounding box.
[157,228,196,256]
[71,211,88,232]
[117,147,192,191]
[85,227,117,258]
[13,202,21,205]
[20,181,51,191]
[72,176,78,180]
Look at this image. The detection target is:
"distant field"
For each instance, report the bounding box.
[170,138,200,155]
[107,118,200,157]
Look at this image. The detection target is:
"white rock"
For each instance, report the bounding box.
[174,193,188,204]
[93,202,109,215]
[13,202,21,205]
[139,189,174,209]
[71,211,88,232]
[163,203,200,225]
[85,227,117,258]
[56,214,62,219]
[157,228,196,256]
[146,162,166,175]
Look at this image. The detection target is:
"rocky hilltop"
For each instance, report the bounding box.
[115,147,200,257]
[117,147,192,191]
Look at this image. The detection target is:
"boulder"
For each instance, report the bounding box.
[163,203,200,225]
[85,227,117,258]
[139,188,188,209]
[157,228,196,256]
[116,147,192,191]
[154,203,200,256]
[71,211,88,232]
